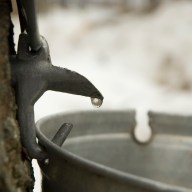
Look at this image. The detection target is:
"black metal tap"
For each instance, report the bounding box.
[16,0,42,51]
[10,0,103,160]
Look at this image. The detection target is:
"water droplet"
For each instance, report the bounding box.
[44,158,49,165]
[91,98,103,108]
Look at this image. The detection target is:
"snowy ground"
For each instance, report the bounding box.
[12,1,192,191]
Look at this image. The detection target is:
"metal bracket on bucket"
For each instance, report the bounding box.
[10,0,103,160]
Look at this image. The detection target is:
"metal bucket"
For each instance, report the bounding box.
[36,111,192,192]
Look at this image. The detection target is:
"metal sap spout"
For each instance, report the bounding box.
[46,66,104,102]
[10,34,103,160]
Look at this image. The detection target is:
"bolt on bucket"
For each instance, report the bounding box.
[36,111,192,192]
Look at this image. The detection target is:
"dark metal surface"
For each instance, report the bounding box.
[16,0,42,51]
[10,1,103,160]
[51,123,73,147]
[37,111,192,192]
[10,33,103,160]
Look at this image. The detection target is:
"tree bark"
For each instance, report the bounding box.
[0,1,34,192]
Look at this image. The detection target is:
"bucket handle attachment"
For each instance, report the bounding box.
[52,123,73,147]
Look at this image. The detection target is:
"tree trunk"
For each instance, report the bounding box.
[0,1,34,192]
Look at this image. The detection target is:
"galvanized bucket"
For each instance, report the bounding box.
[36,111,192,192]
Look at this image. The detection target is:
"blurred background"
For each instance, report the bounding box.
[11,0,192,191]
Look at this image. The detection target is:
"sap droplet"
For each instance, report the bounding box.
[44,158,49,165]
[91,98,103,108]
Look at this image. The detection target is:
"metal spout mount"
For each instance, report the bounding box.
[11,0,103,160]
[11,33,103,160]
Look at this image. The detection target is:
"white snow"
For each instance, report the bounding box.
[11,1,192,191]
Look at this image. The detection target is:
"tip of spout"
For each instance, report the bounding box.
[47,66,104,106]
